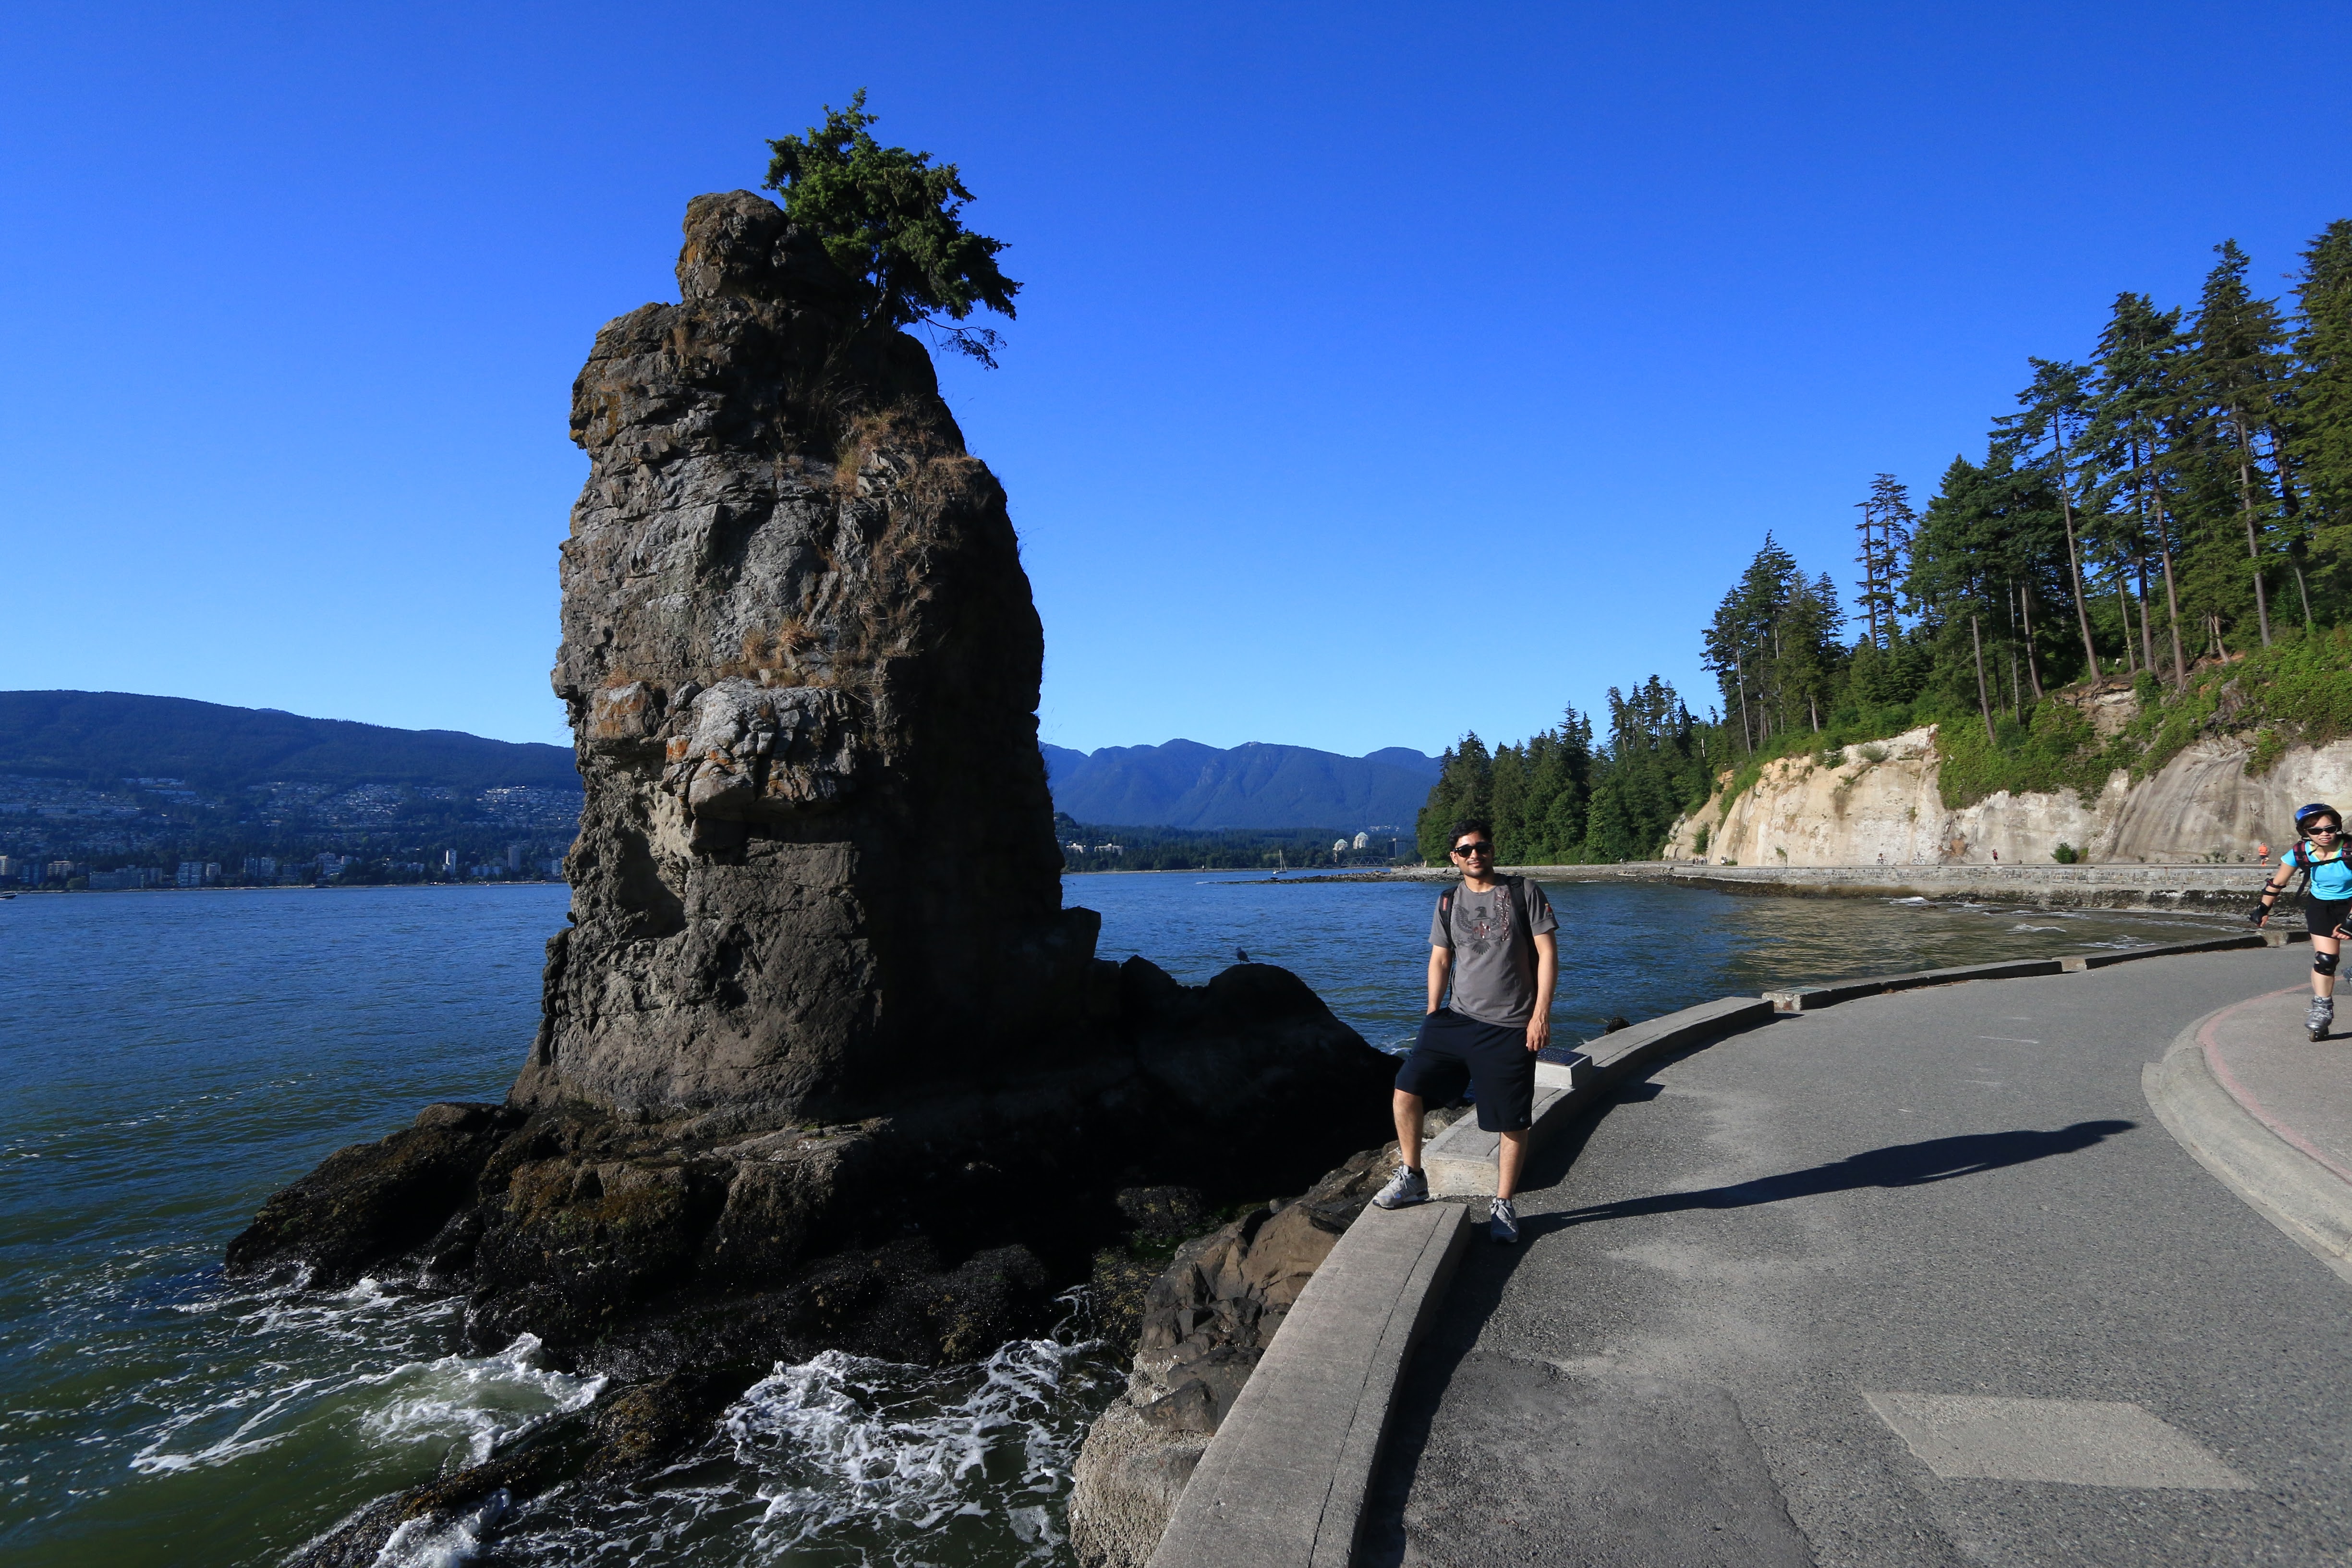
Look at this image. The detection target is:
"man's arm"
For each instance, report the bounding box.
[1526,931,1557,1053]
[1427,945,1451,1014]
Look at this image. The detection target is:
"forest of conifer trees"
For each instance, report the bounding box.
[1414,222,2352,866]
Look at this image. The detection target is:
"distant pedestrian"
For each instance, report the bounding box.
[1372,819,1559,1243]
[2251,802,2352,1040]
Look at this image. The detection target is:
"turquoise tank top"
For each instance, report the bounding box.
[2304,841,2352,900]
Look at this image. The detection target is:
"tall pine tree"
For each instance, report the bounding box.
[2290,221,2352,600]
[2189,240,2295,644]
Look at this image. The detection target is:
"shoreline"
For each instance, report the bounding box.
[1252,860,2277,910]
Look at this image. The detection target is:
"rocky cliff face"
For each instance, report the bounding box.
[519,189,1095,1121]
[224,193,1401,1564]
[1669,722,2352,867]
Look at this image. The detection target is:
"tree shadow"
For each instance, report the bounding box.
[1531,1118,2137,1233]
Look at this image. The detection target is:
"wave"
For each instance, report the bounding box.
[478,1299,1117,1566]
[359,1333,605,1470]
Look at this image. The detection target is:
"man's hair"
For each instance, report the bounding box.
[1449,818,1493,851]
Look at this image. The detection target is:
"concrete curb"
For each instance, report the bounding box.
[2062,929,2305,971]
[1763,958,2064,1012]
[2143,993,2352,1288]
[1144,1199,1473,1568]
[1763,930,2308,1010]
[1425,996,1776,1196]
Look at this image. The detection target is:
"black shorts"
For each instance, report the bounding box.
[1395,1009,1536,1132]
[2310,898,2352,938]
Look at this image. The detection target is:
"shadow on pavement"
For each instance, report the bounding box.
[1536,1118,2138,1233]
[1365,1103,2142,1564]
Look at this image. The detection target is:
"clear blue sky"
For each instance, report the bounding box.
[3,2,2344,757]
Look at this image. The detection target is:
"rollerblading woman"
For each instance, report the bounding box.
[2250,803,2352,1040]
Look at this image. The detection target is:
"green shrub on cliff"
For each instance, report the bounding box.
[764,90,1021,366]
[1933,698,2121,808]
[2124,625,2352,778]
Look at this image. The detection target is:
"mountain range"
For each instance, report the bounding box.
[1042,739,1440,830]
[0,691,580,793]
[0,693,1436,833]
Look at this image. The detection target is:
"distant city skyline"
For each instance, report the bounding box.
[2,3,2344,756]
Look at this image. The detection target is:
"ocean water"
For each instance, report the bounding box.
[0,876,2245,1566]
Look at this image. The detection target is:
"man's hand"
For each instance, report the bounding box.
[1524,1012,1550,1055]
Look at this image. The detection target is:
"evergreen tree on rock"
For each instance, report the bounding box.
[765,90,1021,366]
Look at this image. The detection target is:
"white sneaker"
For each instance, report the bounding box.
[1490,1196,1519,1244]
[1371,1165,1429,1209]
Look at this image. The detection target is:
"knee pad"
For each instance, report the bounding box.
[2316,950,2340,977]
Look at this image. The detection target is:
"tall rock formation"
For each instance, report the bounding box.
[224,197,1397,1563]
[519,190,1097,1121]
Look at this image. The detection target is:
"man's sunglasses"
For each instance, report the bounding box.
[1452,842,1493,856]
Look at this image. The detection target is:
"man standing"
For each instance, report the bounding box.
[1373,819,1559,1242]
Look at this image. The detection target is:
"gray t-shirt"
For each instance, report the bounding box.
[1430,875,1558,1027]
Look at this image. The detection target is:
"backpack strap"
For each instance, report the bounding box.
[1503,875,1538,963]
[1437,886,1454,943]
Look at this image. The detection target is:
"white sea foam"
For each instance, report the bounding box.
[719,1331,1098,1561]
[373,1485,512,1568]
[359,1335,606,1468]
[129,1376,325,1473]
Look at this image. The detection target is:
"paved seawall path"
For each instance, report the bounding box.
[1363,947,2352,1566]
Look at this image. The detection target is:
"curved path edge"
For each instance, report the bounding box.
[1144,995,1774,1568]
[2144,990,2352,1287]
[1142,1198,1473,1568]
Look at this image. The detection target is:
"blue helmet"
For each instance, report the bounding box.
[2296,802,2341,832]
